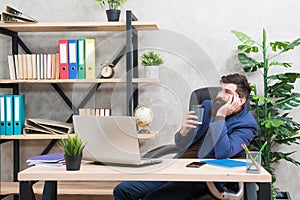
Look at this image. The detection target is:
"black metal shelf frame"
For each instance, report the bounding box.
[0,10,139,200]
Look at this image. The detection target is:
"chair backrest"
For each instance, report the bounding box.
[189,86,250,110]
[189,87,219,109]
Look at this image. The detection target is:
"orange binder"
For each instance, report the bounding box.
[58,40,69,79]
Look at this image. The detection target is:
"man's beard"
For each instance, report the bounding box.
[210,97,227,116]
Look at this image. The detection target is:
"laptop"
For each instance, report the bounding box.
[73,115,161,166]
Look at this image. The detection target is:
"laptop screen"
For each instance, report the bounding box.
[73,115,142,165]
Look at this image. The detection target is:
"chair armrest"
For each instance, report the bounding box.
[206,182,244,200]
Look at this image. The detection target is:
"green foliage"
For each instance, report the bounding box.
[231,29,300,189]
[141,51,164,66]
[58,134,86,156]
[95,0,127,10]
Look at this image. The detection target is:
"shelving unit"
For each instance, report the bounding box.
[0,78,159,84]
[0,21,158,32]
[0,10,159,199]
[0,132,157,140]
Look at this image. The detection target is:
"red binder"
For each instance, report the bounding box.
[58,40,69,79]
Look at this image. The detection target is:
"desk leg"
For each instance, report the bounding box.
[42,181,57,200]
[258,182,271,200]
[19,181,35,200]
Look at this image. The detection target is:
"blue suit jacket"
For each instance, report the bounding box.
[175,100,258,159]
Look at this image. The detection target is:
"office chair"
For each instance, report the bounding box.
[143,87,245,200]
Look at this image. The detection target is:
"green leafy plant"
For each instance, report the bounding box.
[232,29,300,198]
[95,0,127,10]
[141,51,164,66]
[58,134,86,156]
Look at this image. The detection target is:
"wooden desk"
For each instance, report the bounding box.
[18,159,272,200]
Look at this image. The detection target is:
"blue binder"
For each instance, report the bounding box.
[5,95,13,135]
[0,95,6,135]
[13,95,25,135]
[68,39,78,79]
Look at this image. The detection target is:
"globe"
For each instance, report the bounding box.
[134,106,153,134]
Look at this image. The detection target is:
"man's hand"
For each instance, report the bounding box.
[179,111,199,137]
[216,93,242,117]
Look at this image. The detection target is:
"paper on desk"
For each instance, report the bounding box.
[26,153,65,166]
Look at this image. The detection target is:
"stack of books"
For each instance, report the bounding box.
[24,118,73,135]
[26,153,65,166]
[79,108,112,116]
[1,6,37,23]
[7,38,96,80]
[7,54,59,80]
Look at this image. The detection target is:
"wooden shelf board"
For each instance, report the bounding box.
[0,78,160,84]
[0,181,19,195]
[0,134,70,140]
[0,132,156,140]
[0,181,119,196]
[0,21,159,32]
[33,181,119,195]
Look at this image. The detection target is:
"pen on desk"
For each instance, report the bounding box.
[241,144,259,170]
[257,141,267,156]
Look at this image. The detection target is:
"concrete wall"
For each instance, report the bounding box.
[1,0,300,199]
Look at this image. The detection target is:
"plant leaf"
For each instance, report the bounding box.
[238,53,262,72]
[268,72,300,83]
[261,118,284,128]
[58,134,86,156]
[268,83,294,97]
[276,93,300,110]
[269,61,292,68]
[252,95,275,104]
[271,151,300,165]
[270,41,290,52]
[231,30,255,46]
[231,30,259,53]
[282,38,300,52]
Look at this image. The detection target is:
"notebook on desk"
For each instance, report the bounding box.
[73,115,161,166]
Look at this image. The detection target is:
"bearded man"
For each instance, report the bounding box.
[114,73,258,200]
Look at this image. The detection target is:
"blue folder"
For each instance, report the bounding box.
[5,95,13,135]
[13,95,25,135]
[0,95,6,135]
[68,39,78,79]
[203,159,246,168]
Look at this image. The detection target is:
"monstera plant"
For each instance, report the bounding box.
[231,29,300,198]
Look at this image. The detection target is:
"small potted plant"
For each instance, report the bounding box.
[58,134,86,171]
[141,51,164,79]
[95,0,127,21]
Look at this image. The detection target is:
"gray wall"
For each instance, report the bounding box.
[1,0,300,199]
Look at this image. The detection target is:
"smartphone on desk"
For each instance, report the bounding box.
[186,161,206,168]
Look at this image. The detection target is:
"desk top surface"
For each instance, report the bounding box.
[18,159,271,183]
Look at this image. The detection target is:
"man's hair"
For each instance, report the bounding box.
[220,73,251,99]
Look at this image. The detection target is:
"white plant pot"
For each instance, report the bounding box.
[144,65,160,79]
